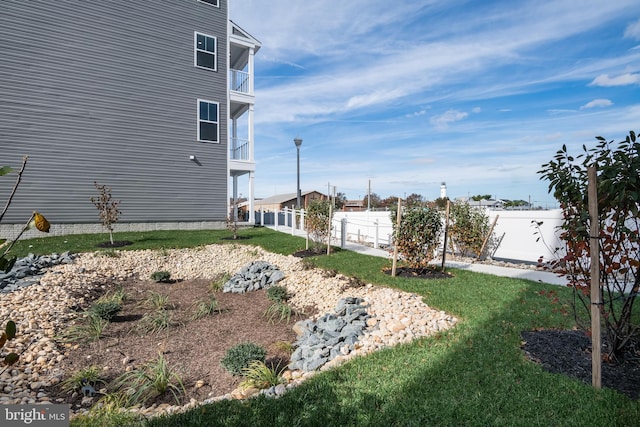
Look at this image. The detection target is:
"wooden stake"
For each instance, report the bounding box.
[441,200,450,272]
[478,214,499,261]
[391,197,402,276]
[588,165,601,389]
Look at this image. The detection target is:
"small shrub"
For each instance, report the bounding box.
[60,365,106,395]
[114,353,185,406]
[305,199,333,249]
[239,360,285,390]
[266,285,289,303]
[221,342,267,376]
[89,300,122,321]
[392,206,443,270]
[448,201,491,257]
[150,271,172,283]
[190,295,221,320]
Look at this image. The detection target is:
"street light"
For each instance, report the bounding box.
[294,137,302,209]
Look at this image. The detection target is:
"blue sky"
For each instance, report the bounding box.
[229,0,640,206]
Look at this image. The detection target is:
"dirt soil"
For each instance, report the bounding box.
[48,278,306,409]
[521,329,640,399]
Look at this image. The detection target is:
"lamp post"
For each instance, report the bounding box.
[294,137,302,209]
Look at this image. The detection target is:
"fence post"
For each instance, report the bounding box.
[341,218,347,248]
[374,219,379,249]
[275,208,279,229]
[300,208,305,230]
[260,208,264,226]
[291,208,296,236]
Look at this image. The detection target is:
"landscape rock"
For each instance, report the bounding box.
[222,260,284,293]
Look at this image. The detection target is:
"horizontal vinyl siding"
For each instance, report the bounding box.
[0,0,229,224]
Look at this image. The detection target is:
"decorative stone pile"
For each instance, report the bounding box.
[222,260,285,293]
[0,252,75,293]
[289,297,370,371]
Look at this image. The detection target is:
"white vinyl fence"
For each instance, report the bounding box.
[257,207,564,264]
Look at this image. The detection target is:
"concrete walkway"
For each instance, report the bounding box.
[267,225,568,286]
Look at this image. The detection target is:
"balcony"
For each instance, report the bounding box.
[230,69,249,94]
[230,137,249,161]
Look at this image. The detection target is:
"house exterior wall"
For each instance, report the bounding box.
[0,1,230,232]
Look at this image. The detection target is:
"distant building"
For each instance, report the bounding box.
[254,191,326,212]
[440,182,447,199]
[343,200,365,211]
[455,197,504,209]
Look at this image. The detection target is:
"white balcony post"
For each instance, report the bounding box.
[248,171,255,224]
[248,47,255,94]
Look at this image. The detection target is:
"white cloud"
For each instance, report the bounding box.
[580,98,613,109]
[624,18,640,40]
[589,73,640,86]
[472,107,482,113]
[430,110,469,130]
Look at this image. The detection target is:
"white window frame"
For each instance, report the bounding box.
[198,0,219,7]
[197,99,220,143]
[194,32,217,71]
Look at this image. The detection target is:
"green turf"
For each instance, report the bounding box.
[10,228,637,426]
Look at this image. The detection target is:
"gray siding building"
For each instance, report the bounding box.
[0,0,260,238]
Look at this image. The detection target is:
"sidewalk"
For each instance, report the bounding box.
[266,225,568,286]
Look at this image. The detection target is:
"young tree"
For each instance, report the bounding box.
[90,181,121,245]
[391,206,442,271]
[305,199,333,252]
[538,130,640,360]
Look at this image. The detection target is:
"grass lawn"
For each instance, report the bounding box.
[9,227,640,426]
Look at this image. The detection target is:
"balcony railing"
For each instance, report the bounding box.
[230,137,249,160]
[229,69,249,93]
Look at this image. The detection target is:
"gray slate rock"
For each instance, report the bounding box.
[289,297,370,372]
[222,260,285,293]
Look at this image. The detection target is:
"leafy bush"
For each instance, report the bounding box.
[150,271,172,283]
[305,199,333,249]
[448,201,491,257]
[392,206,443,270]
[89,300,122,321]
[538,130,640,360]
[266,285,289,303]
[220,342,267,376]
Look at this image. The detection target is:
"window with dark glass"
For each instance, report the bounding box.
[198,100,219,142]
[195,32,216,70]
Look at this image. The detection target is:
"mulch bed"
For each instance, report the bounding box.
[521,329,640,399]
[47,278,301,409]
